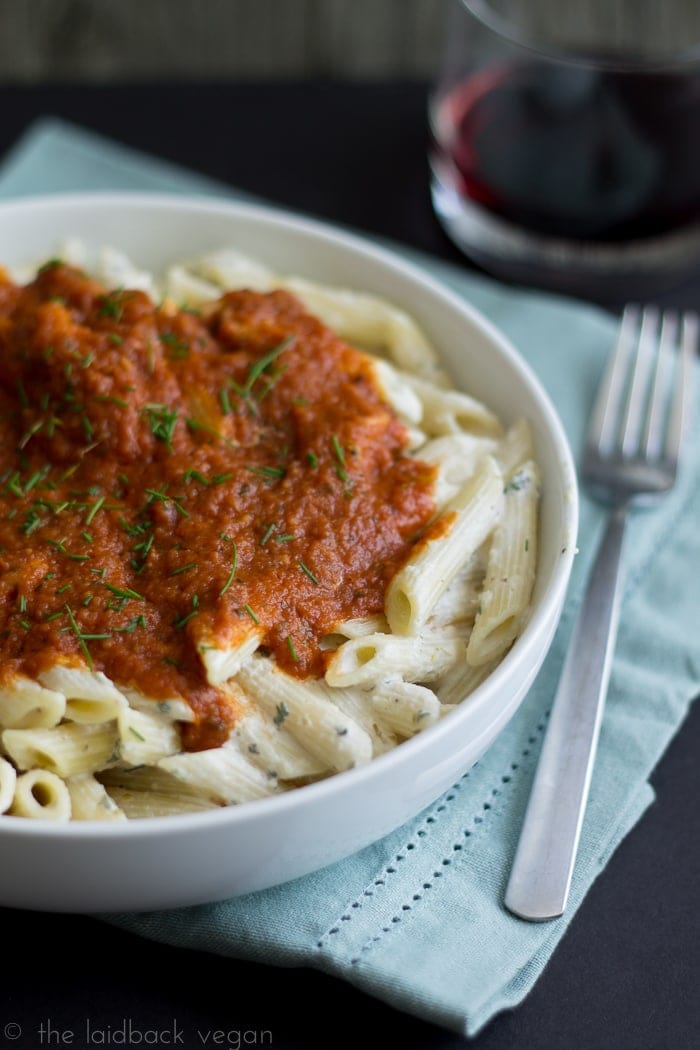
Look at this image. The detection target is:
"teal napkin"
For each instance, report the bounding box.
[2,118,699,1037]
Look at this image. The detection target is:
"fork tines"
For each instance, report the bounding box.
[590,304,698,467]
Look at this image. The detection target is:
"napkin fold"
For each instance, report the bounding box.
[1,118,698,1037]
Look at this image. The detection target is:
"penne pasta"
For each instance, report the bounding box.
[276,276,447,383]
[467,460,540,666]
[197,628,263,686]
[325,633,463,688]
[367,356,424,425]
[66,772,126,822]
[38,666,128,725]
[435,655,501,707]
[495,417,536,480]
[237,657,373,772]
[2,722,119,778]
[406,375,504,437]
[10,768,72,821]
[385,454,505,635]
[418,433,499,509]
[117,706,182,767]
[175,249,275,294]
[232,711,328,781]
[103,786,217,818]
[0,756,18,814]
[158,743,278,805]
[369,680,442,738]
[0,246,541,821]
[0,677,66,729]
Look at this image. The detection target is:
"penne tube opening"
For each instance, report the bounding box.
[10,768,72,821]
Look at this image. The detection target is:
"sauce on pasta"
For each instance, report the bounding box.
[0,263,436,749]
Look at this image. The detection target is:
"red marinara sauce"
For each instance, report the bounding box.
[0,262,437,749]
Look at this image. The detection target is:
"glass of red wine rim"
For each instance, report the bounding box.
[461,0,700,72]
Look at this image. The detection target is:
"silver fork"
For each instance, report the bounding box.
[505,304,698,922]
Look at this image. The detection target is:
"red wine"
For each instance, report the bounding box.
[431,62,700,243]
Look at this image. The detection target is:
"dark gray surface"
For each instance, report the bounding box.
[0,81,698,1050]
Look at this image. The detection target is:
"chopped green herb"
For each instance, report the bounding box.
[80,413,94,442]
[85,495,106,526]
[504,470,528,493]
[15,378,29,409]
[173,594,200,630]
[38,258,63,273]
[219,542,238,597]
[63,604,96,671]
[114,615,147,633]
[143,403,178,451]
[161,655,183,670]
[245,465,285,481]
[273,702,289,726]
[144,485,189,517]
[170,561,197,576]
[22,508,43,536]
[186,417,236,449]
[24,466,50,493]
[93,394,129,408]
[299,561,319,585]
[331,434,352,488]
[331,434,346,466]
[104,582,144,601]
[161,332,190,357]
[245,336,295,392]
[219,387,232,415]
[98,294,123,321]
[260,523,276,546]
[183,469,209,486]
[17,419,43,450]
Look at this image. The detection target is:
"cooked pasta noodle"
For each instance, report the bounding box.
[0,246,540,820]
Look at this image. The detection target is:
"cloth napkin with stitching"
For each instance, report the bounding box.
[1,118,698,1037]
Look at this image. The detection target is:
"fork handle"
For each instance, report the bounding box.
[505,503,628,921]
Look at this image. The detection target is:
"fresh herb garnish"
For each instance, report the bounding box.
[143,403,179,451]
[286,636,299,663]
[173,594,200,630]
[273,702,289,726]
[104,582,145,601]
[259,523,276,546]
[299,561,319,585]
[170,561,197,576]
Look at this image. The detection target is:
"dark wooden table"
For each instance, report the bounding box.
[0,81,698,1050]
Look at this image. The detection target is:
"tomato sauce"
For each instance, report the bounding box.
[0,263,436,749]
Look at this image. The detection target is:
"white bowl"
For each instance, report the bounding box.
[0,193,578,912]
